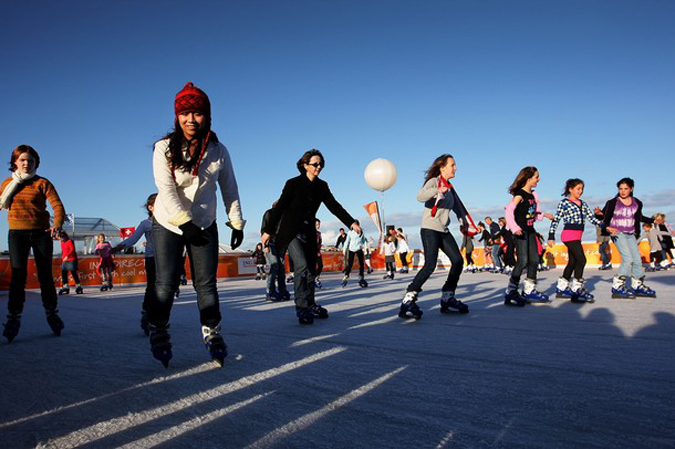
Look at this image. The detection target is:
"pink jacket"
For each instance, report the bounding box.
[505,190,543,233]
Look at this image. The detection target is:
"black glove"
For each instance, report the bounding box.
[179,221,209,247]
[230,229,244,250]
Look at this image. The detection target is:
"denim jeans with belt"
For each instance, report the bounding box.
[8,229,58,315]
[407,228,463,293]
[611,232,644,279]
[150,220,221,328]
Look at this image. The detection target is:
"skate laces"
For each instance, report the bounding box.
[403,292,417,304]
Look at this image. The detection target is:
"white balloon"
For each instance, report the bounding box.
[364,158,397,192]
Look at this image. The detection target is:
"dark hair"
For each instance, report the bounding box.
[59,230,69,239]
[339,228,345,232]
[144,193,158,217]
[477,221,485,228]
[617,177,634,196]
[315,218,321,224]
[423,154,454,185]
[397,228,403,232]
[256,242,263,250]
[9,145,40,172]
[508,166,538,195]
[562,178,584,197]
[159,118,218,173]
[297,149,325,174]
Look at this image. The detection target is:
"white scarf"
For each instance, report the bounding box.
[0,170,36,210]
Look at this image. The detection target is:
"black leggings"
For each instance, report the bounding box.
[563,240,586,280]
[465,249,474,265]
[344,250,364,277]
[316,255,323,277]
[61,269,81,286]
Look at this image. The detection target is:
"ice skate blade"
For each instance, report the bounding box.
[398,311,423,320]
[611,294,635,300]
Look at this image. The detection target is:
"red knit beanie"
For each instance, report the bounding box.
[174,82,211,117]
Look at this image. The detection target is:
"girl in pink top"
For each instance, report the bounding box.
[94,233,115,291]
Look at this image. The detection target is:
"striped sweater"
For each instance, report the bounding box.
[0,175,65,230]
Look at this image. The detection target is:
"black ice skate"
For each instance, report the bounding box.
[149,324,172,368]
[440,291,469,314]
[310,303,329,319]
[46,310,64,337]
[358,276,368,288]
[3,313,21,343]
[297,308,314,325]
[341,275,349,288]
[58,287,70,295]
[75,285,83,294]
[399,292,423,320]
[202,324,228,367]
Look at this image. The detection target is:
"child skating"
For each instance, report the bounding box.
[94,233,115,291]
[381,235,396,280]
[342,220,368,288]
[251,243,267,280]
[58,231,83,295]
[547,178,616,303]
[503,166,554,306]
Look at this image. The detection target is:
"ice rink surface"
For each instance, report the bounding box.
[1,268,674,448]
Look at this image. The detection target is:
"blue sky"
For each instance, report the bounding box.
[1,0,673,252]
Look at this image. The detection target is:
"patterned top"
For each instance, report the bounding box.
[609,200,638,234]
[548,198,603,241]
[0,176,65,230]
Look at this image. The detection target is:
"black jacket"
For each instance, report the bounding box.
[263,175,355,255]
[598,196,652,237]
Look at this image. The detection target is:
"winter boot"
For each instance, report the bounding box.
[280,290,291,301]
[522,278,550,303]
[75,284,83,294]
[297,307,314,325]
[504,279,526,307]
[440,291,469,314]
[100,283,108,292]
[140,310,150,336]
[358,276,368,288]
[46,309,64,336]
[631,277,656,298]
[2,313,21,343]
[399,291,423,319]
[555,277,573,299]
[571,278,595,303]
[149,323,172,368]
[611,276,636,299]
[266,291,282,302]
[58,287,70,295]
[202,324,228,367]
[341,274,349,287]
[310,303,329,319]
[107,282,113,291]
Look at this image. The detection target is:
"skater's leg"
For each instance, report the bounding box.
[356,250,365,278]
[316,255,323,278]
[70,266,81,285]
[565,240,586,280]
[439,232,463,292]
[407,229,440,292]
[276,249,289,294]
[624,234,645,280]
[31,230,58,312]
[151,221,184,326]
[525,232,539,281]
[599,240,610,266]
[562,242,576,280]
[265,247,278,295]
[287,238,312,310]
[344,250,355,277]
[8,230,31,316]
[612,234,633,279]
[61,268,69,288]
[144,257,157,315]
[510,235,529,285]
[187,222,221,328]
[491,245,503,270]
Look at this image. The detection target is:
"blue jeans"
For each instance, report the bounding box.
[612,233,644,279]
[491,244,503,269]
[8,229,58,315]
[599,240,611,265]
[407,228,463,293]
[265,241,288,296]
[150,220,221,328]
[287,237,317,309]
[511,231,539,283]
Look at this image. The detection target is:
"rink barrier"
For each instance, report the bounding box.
[0,241,653,290]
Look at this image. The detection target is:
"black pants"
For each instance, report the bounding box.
[651,251,663,264]
[407,228,463,293]
[400,251,409,268]
[316,255,323,277]
[144,256,156,315]
[344,250,364,277]
[510,231,538,283]
[8,229,58,315]
[465,249,474,265]
[563,240,586,280]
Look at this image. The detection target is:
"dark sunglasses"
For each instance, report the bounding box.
[306,162,323,168]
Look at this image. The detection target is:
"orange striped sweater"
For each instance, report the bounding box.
[0,175,65,230]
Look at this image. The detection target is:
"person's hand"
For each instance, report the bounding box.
[547,240,555,248]
[230,229,243,250]
[179,221,208,247]
[607,227,618,235]
[594,207,603,215]
[47,227,62,239]
[261,233,271,248]
[111,243,125,254]
[514,230,523,236]
[351,222,362,234]
[543,213,554,220]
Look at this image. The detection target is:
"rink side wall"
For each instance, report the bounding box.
[0,241,653,290]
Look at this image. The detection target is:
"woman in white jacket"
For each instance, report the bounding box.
[149,82,245,368]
